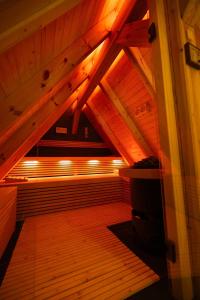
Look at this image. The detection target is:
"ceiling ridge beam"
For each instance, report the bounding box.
[0,18,111,144]
[99,79,154,157]
[123,47,156,100]
[0,0,81,54]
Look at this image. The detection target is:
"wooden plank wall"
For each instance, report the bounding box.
[14,176,124,220]
[6,157,126,178]
[106,53,160,156]
[87,88,147,163]
[0,187,17,258]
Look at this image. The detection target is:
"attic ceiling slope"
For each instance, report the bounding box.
[0,0,82,54]
[0,0,143,179]
[72,0,147,133]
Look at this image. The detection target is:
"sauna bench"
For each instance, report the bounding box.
[0,174,124,221]
[118,168,162,179]
[0,186,17,258]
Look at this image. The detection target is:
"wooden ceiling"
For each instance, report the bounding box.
[0,0,161,179]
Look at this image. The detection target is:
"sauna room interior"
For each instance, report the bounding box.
[0,0,199,299]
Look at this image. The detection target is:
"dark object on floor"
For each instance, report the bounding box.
[108,221,173,300]
[0,221,24,286]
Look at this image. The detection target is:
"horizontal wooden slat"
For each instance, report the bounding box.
[7,175,125,220]
[6,157,126,179]
[37,140,108,148]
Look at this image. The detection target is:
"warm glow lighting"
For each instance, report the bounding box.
[112,159,123,165]
[59,160,72,166]
[23,160,39,166]
[88,160,100,165]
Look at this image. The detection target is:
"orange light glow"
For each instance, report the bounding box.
[23,160,39,166]
[88,160,100,165]
[112,159,123,165]
[59,160,72,166]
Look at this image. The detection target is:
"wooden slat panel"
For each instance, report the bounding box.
[0,187,17,258]
[37,140,108,148]
[6,157,126,179]
[10,176,124,220]
[0,203,159,299]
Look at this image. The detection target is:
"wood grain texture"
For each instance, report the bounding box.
[117,19,150,47]
[105,53,160,156]
[88,87,147,163]
[100,79,154,156]
[0,202,159,299]
[0,186,17,258]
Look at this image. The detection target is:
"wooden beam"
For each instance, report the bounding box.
[0,17,110,143]
[117,19,150,47]
[99,79,154,156]
[86,103,133,165]
[0,0,81,54]
[72,0,142,133]
[37,140,108,149]
[0,67,88,179]
[127,47,155,89]
[149,0,193,298]
[123,47,156,99]
[72,109,82,135]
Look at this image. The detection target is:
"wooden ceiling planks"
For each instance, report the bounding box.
[87,87,147,164]
[105,52,160,156]
[99,79,154,157]
[0,64,89,179]
[0,0,82,54]
[0,18,111,142]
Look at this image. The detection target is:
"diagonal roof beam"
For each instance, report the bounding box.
[0,17,111,145]
[117,19,150,47]
[72,0,142,134]
[123,47,156,100]
[0,0,81,54]
[85,103,133,165]
[0,66,88,179]
[99,79,154,156]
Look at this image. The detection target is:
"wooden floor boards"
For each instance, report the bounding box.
[0,202,159,299]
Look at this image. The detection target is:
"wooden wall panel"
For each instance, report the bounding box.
[11,176,124,220]
[88,89,147,163]
[6,157,126,179]
[106,54,160,156]
[0,187,17,258]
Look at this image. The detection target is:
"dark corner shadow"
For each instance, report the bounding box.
[108,221,173,300]
[0,221,24,286]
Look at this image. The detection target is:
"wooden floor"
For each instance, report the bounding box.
[0,202,159,300]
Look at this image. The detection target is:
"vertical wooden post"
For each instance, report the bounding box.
[149,0,193,299]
